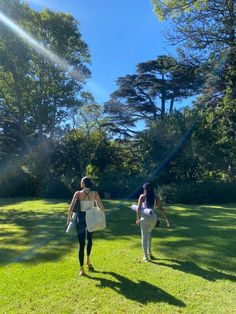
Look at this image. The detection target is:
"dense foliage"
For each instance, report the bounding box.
[0,0,235,202]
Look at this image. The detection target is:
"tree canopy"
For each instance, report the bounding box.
[104,55,203,136]
[0,0,235,202]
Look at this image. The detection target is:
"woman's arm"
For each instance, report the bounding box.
[67,191,79,223]
[136,194,144,225]
[156,197,170,227]
[94,191,105,212]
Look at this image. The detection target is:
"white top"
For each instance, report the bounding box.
[80,191,94,212]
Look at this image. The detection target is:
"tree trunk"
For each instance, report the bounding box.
[169,97,174,113]
[161,73,166,118]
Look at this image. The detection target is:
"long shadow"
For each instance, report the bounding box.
[1,199,235,272]
[151,259,236,282]
[0,205,75,265]
[86,271,186,307]
[0,199,131,265]
[0,199,133,265]
[150,203,236,273]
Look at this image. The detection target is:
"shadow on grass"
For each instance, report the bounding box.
[1,198,236,275]
[151,259,236,282]
[0,202,74,265]
[151,203,236,273]
[0,199,133,265]
[102,202,236,274]
[86,271,186,307]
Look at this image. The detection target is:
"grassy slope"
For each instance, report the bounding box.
[0,198,235,314]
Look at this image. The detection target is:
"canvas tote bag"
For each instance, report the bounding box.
[85,193,106,232]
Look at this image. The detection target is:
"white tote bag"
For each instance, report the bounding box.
[85,197,106,232]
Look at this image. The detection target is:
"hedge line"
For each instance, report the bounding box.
[159,181,236,204]
[1,171,235,204]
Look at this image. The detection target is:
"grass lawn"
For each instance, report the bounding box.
[0,198,235,314]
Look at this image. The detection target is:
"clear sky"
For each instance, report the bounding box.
[27,0,175,103]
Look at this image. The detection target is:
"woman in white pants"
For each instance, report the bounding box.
[136,182,170,262]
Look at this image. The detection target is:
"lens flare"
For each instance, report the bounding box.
[0,10,110,102]
[0,10,85,81]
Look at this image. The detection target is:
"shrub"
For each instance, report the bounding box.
[42,177,72,199]
[0,169,37,197]
[159,181,236,204]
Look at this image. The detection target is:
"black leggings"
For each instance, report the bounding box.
[76,212,93,266]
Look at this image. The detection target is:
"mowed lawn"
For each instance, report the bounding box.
[0,198,235,314]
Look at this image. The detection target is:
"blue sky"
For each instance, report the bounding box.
[27,0,175,103]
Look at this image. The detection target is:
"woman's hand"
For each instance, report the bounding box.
[136,218,140,225]
[67,212,72,225]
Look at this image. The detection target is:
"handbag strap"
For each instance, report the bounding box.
[93,191,96,205]
[93,191,99,208]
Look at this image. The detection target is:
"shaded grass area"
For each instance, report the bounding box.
[160,204,236,274]
[0,198,235,313]
[0,198,70,265]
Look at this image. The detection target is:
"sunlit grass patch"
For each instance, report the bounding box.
[0,198,235,313]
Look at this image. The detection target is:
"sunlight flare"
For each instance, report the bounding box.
[0,10,85,81]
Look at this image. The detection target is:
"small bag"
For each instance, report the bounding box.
[85,204,106,232]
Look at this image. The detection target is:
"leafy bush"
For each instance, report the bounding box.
[0,169,37,197]
[159,181,236,204]
[42,177,72,199]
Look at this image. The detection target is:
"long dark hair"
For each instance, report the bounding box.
[81,176,94,189]
[143,182,155,208]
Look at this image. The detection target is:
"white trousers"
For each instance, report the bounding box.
[140,214,156,258]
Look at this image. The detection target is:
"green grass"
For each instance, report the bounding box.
[0,198,235,314]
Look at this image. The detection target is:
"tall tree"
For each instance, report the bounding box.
[0,1,90,147]
[152,0,236,181]
[104,55,203,136]
[0,0,91,193]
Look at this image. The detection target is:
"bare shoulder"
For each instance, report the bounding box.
[93,191,100,198]
[139,194,146,201]
[74,190,81,199]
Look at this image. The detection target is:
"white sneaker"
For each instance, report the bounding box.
[143,256,149,262]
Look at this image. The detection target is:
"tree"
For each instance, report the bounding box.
[0,0,91,195]
[152,0,236,182]
[0,1,90,145]
[153,1,235,60]
[152,0,207,21]
[104,55,203,136]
